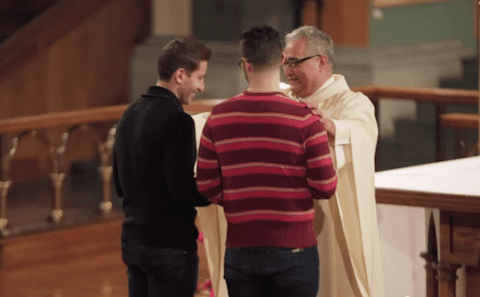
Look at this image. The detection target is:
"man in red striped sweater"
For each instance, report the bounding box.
[196,25,338,297]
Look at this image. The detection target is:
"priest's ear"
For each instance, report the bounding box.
[319,55,328,66]
[320,55,332,69]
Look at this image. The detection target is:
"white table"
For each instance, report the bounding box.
[375,156,480,297]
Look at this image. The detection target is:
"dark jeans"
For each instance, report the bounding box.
[122,242,198,297]
[224,246,319,297]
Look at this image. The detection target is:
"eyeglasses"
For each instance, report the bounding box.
[282,55,322,69]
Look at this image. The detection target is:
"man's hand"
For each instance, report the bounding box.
[305,101,336,139]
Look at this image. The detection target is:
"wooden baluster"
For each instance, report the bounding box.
[97,125,116,216]
[0,180,11,236]
[98,166,112,215]
[435,103,446,161]
[0,135,21,236]
[34,130,65,224]
[49,172,65,223]
[0,135,8,236]
[437,263,461,297]
[454,132,466,159]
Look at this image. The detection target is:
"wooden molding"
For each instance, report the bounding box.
[376,188,480,213]
[374,0,450,8]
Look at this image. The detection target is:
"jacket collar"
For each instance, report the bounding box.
[143,86,182,108]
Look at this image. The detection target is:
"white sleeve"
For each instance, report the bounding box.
[331,119,349,169]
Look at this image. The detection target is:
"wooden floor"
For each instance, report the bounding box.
[0,220,212,297]
[0,162,212,296]
[0,249,129,297]
[0,249,211,297]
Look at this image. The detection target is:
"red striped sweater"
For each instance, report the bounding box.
[196,91,337,248]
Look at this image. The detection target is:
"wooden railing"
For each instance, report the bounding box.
[352,85,479,162]
[0,100,223,237]
[0,87,477,237]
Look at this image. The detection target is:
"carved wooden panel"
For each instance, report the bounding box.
[439,211,480,266]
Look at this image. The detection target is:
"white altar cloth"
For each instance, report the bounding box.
[375,156,480,197]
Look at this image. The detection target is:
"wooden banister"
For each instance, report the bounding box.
[0,83,473,134]
[0,105,128,134]
[353,85,479,105]
[440,113,480,158]
[440,113,480,130]
[352,85,479,161]
[0,99,227,134]
[0,85,476,135]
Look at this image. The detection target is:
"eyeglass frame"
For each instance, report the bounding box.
[282,54,322,69]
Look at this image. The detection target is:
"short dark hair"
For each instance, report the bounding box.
[157,37,212,81]
[240,25,283,71]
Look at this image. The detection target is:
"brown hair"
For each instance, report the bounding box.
[157,36,212,81]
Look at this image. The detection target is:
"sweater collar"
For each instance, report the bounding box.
[243,91,287,97]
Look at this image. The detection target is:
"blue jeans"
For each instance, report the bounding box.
[122,242,198,297]
[224,246,319,297]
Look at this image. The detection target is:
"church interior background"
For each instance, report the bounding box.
[0,0,477,296]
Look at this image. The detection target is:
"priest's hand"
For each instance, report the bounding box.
[306,101,336,140]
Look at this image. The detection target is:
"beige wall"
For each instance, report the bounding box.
[152,0,192,36]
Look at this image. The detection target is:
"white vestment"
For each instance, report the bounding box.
[193,74,384,297]
[303,75,383,297]
[193,112,229,297]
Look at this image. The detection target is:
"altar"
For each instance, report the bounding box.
[375,156,480,297]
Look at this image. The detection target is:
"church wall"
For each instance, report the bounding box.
[370,0,476,50]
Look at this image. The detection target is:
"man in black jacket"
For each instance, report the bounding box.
[113,37,211,297]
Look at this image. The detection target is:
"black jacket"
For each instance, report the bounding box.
[113,86,210,250]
